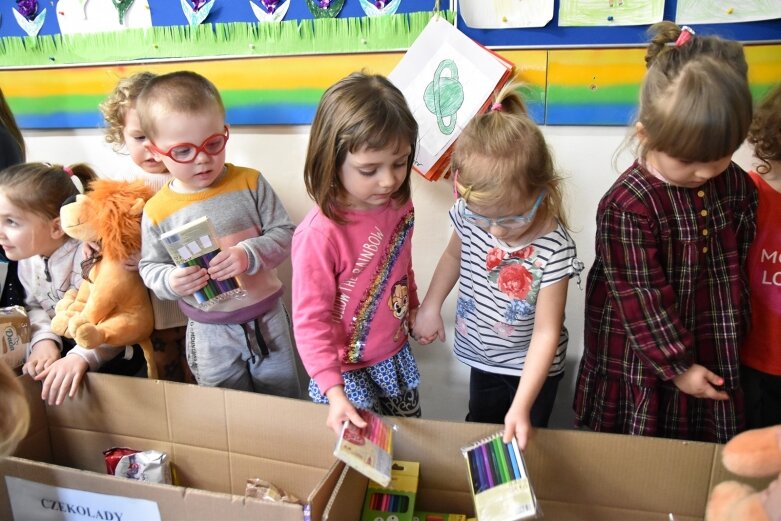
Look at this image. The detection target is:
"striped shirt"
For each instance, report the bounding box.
[449,203,579,377]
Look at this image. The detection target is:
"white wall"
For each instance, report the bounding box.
[21,126,756,429]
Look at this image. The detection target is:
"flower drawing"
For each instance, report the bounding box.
[486,247,507,271]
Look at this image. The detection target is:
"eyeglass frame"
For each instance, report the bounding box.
[148,126,230,164]
[456,190,547,231]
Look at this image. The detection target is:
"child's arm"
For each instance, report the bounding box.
[35,344,127,405]
[18,259,64,375]
[598,206,697,381]
[414,232,461,344]
[503,277,568,450]
[230,175,296,277]
[23,339,61,378]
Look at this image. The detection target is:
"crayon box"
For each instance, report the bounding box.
[361,460,419,521]
[333,409,394,487]
[159,216,245,309]
[461,432,540,521]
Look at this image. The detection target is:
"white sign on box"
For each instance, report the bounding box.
[5,476,161,521]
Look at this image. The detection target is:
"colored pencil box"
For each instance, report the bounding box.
[362,460,419,521]
[461,432,541,521]
[412,512,467,521]
[334,409,394,487]
[160,216,245,309]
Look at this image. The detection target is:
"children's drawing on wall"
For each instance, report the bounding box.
[13,0,47,37]
[56,0,152,34]
[676,0,781,24]
[180,0,214,26]
[249,0,290,22]
[305,0,345,18]
[424,59,464,135]
[388,16,512,180]
[359,0,400,17]
[558,0,663,26]
[459,0,553,29]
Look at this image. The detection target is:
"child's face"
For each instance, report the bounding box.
[147,109,227,193]
[646,150,732,189]
[0,192,63,260]
[122,107,166,174]
[338,142,411,211]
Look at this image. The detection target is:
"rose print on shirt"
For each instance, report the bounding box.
[455,297,476,336]
[486,246,543,337]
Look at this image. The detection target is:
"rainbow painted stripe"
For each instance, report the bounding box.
[1,45,777,128]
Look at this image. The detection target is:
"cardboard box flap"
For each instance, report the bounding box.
[525,429,717,518]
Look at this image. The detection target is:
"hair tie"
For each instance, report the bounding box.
[675,26,695,47]
[452,169,472,201]
[490,102,503,112]
[64,165,84,194]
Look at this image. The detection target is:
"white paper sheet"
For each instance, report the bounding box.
[676,0,781,24]
[6,476,162,521]
[459,0,553,29]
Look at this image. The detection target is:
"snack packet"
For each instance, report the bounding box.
[103,447,172,484]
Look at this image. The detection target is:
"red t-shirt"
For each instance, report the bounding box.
[742,172,781,375]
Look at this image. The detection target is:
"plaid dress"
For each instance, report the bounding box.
[574,160,757,443]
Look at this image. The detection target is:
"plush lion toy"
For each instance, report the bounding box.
[705,425,781,521]
[50,179,158,379]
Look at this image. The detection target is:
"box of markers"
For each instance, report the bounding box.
[160,216,244,309]
[333,409,394,487]
[362,460,419,521]
[462,432,540,521]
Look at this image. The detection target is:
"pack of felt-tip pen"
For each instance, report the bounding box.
[461,432,541,521]
[160,216,245,309]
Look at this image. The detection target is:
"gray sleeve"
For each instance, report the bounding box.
[241,175,295,275]
[18,259,62,355]
[139,213,179,301]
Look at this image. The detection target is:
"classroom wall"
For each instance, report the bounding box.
[20,126,757,429]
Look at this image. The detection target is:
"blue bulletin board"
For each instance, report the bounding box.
[456,1,781,48]
[0,0,430,38]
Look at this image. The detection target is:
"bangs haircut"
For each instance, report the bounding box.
[304,72,418,223]
[638,56,752,162]
[136,71,225,139]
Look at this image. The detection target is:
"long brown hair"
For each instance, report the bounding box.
[0,163,97,219]
[452,82,568,229]
[0,88,25,162]
[636,22,752,162]
[303,72,418,224]
[748,84,781,175]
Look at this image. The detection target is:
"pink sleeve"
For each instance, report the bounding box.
[291,224,343,394]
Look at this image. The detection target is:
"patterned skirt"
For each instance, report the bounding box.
[308,343,420,410]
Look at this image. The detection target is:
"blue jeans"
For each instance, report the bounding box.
[466,367,563,427]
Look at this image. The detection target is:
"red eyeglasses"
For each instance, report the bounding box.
[148,126,229,164]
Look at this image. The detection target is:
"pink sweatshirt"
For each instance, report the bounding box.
[292,200,419,394]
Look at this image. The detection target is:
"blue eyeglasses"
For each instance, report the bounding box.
[458,191,546,231]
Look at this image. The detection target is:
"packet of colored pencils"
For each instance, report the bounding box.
[160,216,245,309]
[461,432,540,521]
[333,409,394,487]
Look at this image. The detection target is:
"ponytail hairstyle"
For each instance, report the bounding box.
[0,88,25,162]
[100,71,157,150]
[451,82,569,229]
[636,21,752,162]
[0,163,97,220]
[304,71,418,224]
[747,84,781,176]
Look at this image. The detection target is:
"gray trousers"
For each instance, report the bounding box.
[185,299,303,398]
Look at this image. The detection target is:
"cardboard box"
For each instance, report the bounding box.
[0,373,345,521]
[328,416,773,521]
